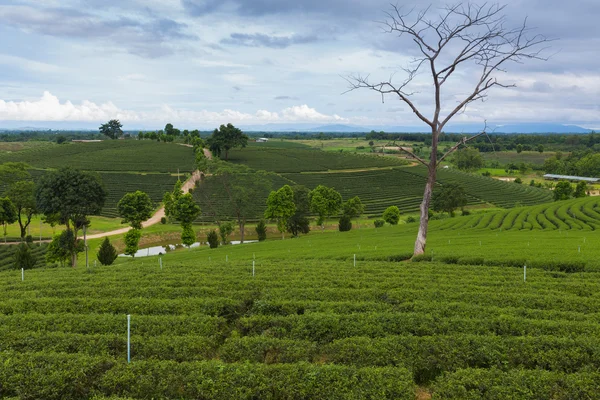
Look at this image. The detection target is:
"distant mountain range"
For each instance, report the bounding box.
[0,122,596,134]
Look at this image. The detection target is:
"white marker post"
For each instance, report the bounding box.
[524,265,527,282]
[127,314,131,363]
[159,257,162,270]
[578,246,581,253]
[354,254,356,267]
[252,260,255,277]
[21,268,24,282]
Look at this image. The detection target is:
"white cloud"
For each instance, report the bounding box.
[0,92,346,125]
[0,54,62,73]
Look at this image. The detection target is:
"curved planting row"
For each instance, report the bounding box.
[438,197,600,232]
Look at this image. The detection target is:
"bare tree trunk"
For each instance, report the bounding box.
[239,221,245,243]
[414,166,437,255]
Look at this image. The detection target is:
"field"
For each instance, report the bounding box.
[2,196,600,398]
[482,150,555,166]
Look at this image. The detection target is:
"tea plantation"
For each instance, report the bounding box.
[2,197,600,399]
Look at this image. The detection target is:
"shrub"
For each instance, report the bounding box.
[123,229,142,257]
[406,216,416,223]
[374,219,385,228]
[207,230,219,249]
[25,235,34,244]
[338,215,352,232]
[255,220,267,241]
[13,243,36,270]
[181,224,196,247]
[514,177,522,184]
[160,217,167,224]
[461,209,471,216]
[412,254,432,262]
[482,171,491,177]
[97,237,118,266]
[219,222,234,245]
[457,257,485,265]
[382,206,401,225]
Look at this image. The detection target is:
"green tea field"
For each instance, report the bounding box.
[2,197,600,398]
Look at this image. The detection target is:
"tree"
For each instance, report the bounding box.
[346,3,548,256]
[14,243,36,270]
[553,181,573,201]
[123,229,141,257]
[117,191,154,229]
[341,196,365,230]
[338,215,353,232]
[516,144,523,154]
[264,185,296,239]
[286,185,311,238]
[7,180,37,241]
[97,237,118,266]
[537,144,544,153]
[309,185,342,231]
[46,230,82,267]
[207,230,219,248]
[99,119,123,139]
[573,181,587,198]
[256,220,267,241]
[452,147,484,172]
[219,221,234,245]
[164,182,202,245]
[207,123,249,160]
[0,197,17,243]
[181,224,196,247]
[432,183,468,216]
[35,167,106,267]
[56,135,67,144]
[382,206,401,225]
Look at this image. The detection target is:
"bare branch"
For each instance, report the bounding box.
[438,130,487,165]
[397,147,429,167]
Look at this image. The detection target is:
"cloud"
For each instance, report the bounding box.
[222,32,321,48]
[0,92,346,124]
[274,96,299,101]
[0,5,196,58]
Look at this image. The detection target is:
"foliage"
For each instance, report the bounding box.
[160,217,167,224]
[406,216,417,223]
[309,185,342,228]
[97,237,118,266]
[514,177,522,184]
[374,219,385,228]
[264,185,296,238]
[574,181,587,198]
[13,242,36,270]
[452,147,484,171]
[432,183,468,216]
[46,230,82,267]
[207,230,219,248]
[207,123,248,160]
[554,181,573,201]
[35,168,106,267]
[342,196,364,219]
[286,185,311,238]
[181,224,196,247]
[99,119,123,139]
[117,191,154,229]
[382,206,401,225]
[124,229,142,257]
[219,222,234,245]
[0,197,17,242]
[255,220,267,241]
[338,215,352,232]
[6,180,37,239]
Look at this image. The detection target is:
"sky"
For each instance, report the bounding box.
[0,0,598,130]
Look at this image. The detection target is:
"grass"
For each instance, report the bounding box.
[482,150,555,166]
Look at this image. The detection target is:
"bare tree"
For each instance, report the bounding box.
[346,3,550,256]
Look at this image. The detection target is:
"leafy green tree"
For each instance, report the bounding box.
[181,224,196,247]
[6,180,38,241]
[207,123,249,160]
[537,144,544,153]
[309,185,342,231]
[0,162,30,187]
[452,147,484,172]
[117,191,154,229]
[124,229,141,257]
[265,185,296,239]
[164,181,201,245]
[99,119,123,139]
[341,196,364,230]
[46,230,82,267]
[219,221,235,245]
[338,215,352,232]
[14,243,36,270]
[573,181,587,198]
[207,230,219,248]
[35,167,106,267]
[432,183,468,216]
[255,220,267,241]
[287,185,311,237]
[97,237,118,266]
[553,180,573,201]
[516,144,523,154]
[56,135,67,144]
[0,197,17,243]
[382,206,401,225]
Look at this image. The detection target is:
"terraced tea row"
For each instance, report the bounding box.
[2,258,600,398]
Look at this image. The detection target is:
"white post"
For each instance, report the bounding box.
[21,268,24,282]
[578,246,581,253]
[127,314,131,363]
[84,225,88,269]
[159,257,162,270]
[353,254,356,267]
[524,265,527,282]
[94,260,97,267]
[252,260,255,277]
